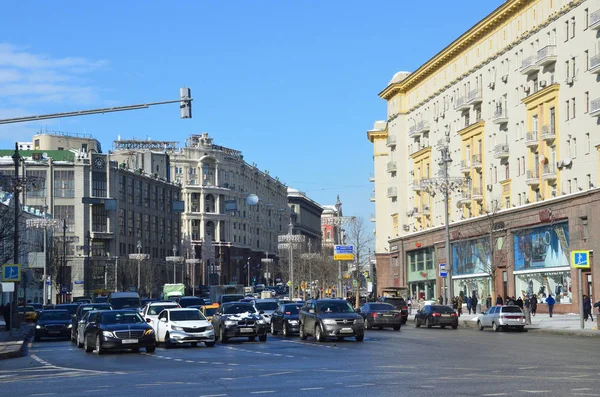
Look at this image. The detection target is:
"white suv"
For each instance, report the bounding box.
[141,301,180,330]
[478,305,526,332]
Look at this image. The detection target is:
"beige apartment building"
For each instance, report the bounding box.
[369,0,600,313]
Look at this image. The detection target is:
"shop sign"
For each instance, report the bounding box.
[513,223,569,271]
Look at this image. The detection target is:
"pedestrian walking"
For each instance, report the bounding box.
[466,296,472,315]
[583,295,593,321]
[546,293,555,317]
[594,300,600,316]
[516,297,524,309]
[496,295,504,306]
[530,294,538,316]
[471,294,478,314]
[2,302,10,330]
[486,295,492,310]
[457,295,463,317]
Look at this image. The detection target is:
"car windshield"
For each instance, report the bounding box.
[383,298,406,306]
[223,304,258,315]
[110,298,140,309]
[55,305,79,315]
[430,306,456,313]
[100,311,144,324]
[39,311,71,321]
[282,305,300,314]
[255,302,279,311]
[170,310,206,321]
[80,305,111,316]
[179,298,205,307]
[148,304,177,315]
[502,306,523,313]
[369,304,395,311]
[221,295,244,304]
[317,301,355,313]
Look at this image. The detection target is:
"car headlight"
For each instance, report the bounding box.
[171,326,184,331]
[256,319,265,325]
[288,320,299,325]
[322,319,337,325]
[102,331,115,338]
[206,325,214,331]
[354,318,364,324]
[36,325,42,329]
[67,324,73,328]
[144,329,154,336]
[224,320,236,327]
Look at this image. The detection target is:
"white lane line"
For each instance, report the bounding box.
[30,394,57,396]
[173,359,183,362]
[519,392,550,394]
[250,392,275,395]
[482,394,508,396]
[185,360,194,363]
[199,394,227,397]
[260,371,292,377]
[572,389,593,391]
[300,388,324,391]
[227,363,239,366]
[346,384,374,388]
[518,366,538,370]
[420,386,435,388]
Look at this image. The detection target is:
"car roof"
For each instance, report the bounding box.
[41,309,70,313]
[163,308,201,311]
[222,301,253,306]
[254,299,277,302]
[148,301,179,306]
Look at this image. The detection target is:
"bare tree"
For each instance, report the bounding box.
[345,217,374,307]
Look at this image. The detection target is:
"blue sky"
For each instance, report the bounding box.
[0,0,504,224]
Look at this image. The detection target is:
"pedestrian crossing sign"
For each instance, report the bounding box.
[571,250,590,269]
[1,264,20,282]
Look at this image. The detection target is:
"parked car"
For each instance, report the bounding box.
[252,299,279,325]
[211,302,267,343]
[54,304,80,316]
[379,296,409,324]
[35,310,73,341]
[299,299,365,342]
[414,305,458,329]
[75,311,96,348]
[178,296,207,308]
[141,301,180,329]
[83,310,156,354]
[17,306,37,322]
[71,303,113,343]
[270,303,302,336]
[478,305,526,332]
[358,303,402,331]
[43,304,55,310]
[155,308,215,348]
[30,303,43,317]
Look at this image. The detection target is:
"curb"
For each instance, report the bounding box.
[457,319,600,337]
[0,340,25,360]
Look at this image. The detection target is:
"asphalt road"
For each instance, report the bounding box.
[1,325,599,397]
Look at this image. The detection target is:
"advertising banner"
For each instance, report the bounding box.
[513,223,569,271]
[451,238,489,276]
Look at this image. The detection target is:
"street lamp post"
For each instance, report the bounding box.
[261,252,273,287]
[128,241,149,294]
[186,246,200,296]
[322,215,356,298]
[25,218,60,305]
[166,245,184,287]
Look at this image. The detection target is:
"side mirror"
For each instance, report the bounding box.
[309,309,315,314]
[79,319,86,324]
[159,318,167,323]
[146,318,152,323]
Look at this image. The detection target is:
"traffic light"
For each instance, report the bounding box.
[180,87,192,119]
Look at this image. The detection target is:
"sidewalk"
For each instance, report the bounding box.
[408,311,600,337]
[0,318,33,360]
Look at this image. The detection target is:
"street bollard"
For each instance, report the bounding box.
[525,308,532,325]
[476,303,481,315]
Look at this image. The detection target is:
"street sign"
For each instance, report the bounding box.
[439,263,448,278]
[286,281,292,287]
[571,250,590,269]
[352,280,358,287]
[334,245,355,261]
[1,264,20,282]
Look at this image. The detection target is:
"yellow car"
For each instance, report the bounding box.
[17,306,38,322]
[199,304,219,322]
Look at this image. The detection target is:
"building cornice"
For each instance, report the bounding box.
[521,83,561,109]
[410,146,432,161]
[367,124,388,143]
[458,121,485,139]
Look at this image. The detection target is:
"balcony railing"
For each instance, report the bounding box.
[410,144,431,156]
[471,154,482,168]
[590,54,600,74]
[590,9,600,30]
[369,173,375,182]
[472,186,483,200]
[536,45,557,66]
[387,161,397,172]
[421,205,431,215]
[386,136,397,147]
[526,169,540,185]
[370,213,376,222]
[492,108,508,124]
[387,187,398,197]
[591,98,600,117]
[525,131,539,147]
[460,159,471,173]
[541,125,556,141]
[416,120,430,134]
[455,96,469,111]
[370,192,376,202]
[408,125,420,138]
[412,180,423,191]
[459,190,472,204]
[493,144,510,158]
[542,164,557,180]
[520,56,540,75]
[466,88,483,104]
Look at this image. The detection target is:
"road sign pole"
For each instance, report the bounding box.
[578,268,584,330]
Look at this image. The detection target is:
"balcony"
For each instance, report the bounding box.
[369,192,376,202]
[408,125,421,138]
[520,56,541,75]
[410,144,431,156]
[471,154,482,169]
[472,186,483,201]
[590,54,600,74]
[541,125,556,141]
[526,169,540,186]
[386,136,397,147]
[492,108,508,124]
[466,89,483,105]
[455,96,470,111]
[590,9,600,30]
[387,187,398,197]
[525,131,539,148]
[370,213,376,222]
[369,173,375,182]
[542,164,557,181]
[458,190,472,205]
[591,98,600,117]
[493,144,510,159]
[536,45,557,67]
[421,205,431,216]
[387,161,397,173]
[460,159,471,174]
[416,120,431,134]
[412,180,423,191]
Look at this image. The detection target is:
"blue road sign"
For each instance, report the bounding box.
[571,250,590,269]
[1,264,20,282]
[439,263,448,278]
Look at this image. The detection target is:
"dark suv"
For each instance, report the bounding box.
[299,299,365,342]
[380,297,409,324]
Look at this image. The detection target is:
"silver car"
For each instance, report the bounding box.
[253,299,279,325]
[478,305,526,332]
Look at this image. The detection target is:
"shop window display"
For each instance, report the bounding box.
[515,272,572,304]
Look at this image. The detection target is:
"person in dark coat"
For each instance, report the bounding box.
[496,295,504,306]
[546,293,556,317]
[530,294,538,316]
[2,303,10,330]
[486,295,492,310]
[471,294,478,314]
[466,296,472,315]
[516,297,524,309]
[583,295,593,321]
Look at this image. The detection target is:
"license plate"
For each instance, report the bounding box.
[122,339,138,344]
[444,314,452,317]
[383,314,393,317]
[240,328,254,333]
[340,328,353,333]
[48,331,60,335]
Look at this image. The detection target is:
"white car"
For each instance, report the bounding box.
[253,299,279,325]
[156,308,215,347]
[141,301,180,330]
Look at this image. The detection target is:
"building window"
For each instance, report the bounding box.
[26,170,46,198]
[571,17,576,39]
[54,170,75,198]
[92,171,107,197]
[564,20,569,41]
[573,138,577,157]
[136,212,142,237]
[572,97,576,119]
[588,174,593,189]
[585,8,589,30]
[566,100,570,120]
[585,51,589,71]
[586,133,591,154]
[119,208,125,236]
[127,178,134,204]
[54,205,75,232]
[92,205,107,233]
[127,210,134,236]
[585,92,589,113]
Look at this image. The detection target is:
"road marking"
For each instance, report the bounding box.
[199,394,227,397]
[420,386,435,388]
[173,359,183,362]
[250,392,275,394]
[300,388,324,391]
[519,391,550,394]
[572,389,593,391]
[185,360,194,363]
[346,384,374,388]
[518,366,539,370]
[30,394,57,396]
[482,394,508,396]
[260,371,292,377]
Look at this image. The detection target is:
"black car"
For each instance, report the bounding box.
[358,303,402,331]
[55,304,80,316]
[83,310,156,354]
[94,296,108,303]
[270,303,302,336]
[299,299,365,342]
[35,310,72,341]
[211,302,267,343]
[414,305,458,329]
[71,303,113,343]
[380,297,409,324]
[178,296,206,308]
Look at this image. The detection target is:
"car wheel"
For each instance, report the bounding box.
[315,325,325,342]
[95,335,104,355]
[84,334,93,353]
[518,326,527,332]
[365,319,372,330]
[220,327,228,343]
[146,345,156,353]
[452,325,458,330]
[190,342,198,347]
[77,337,84,348]
[164,332,173,348]
[441,325,446,329]
[415,317,420,328]
[393,325,401,331]
[355,334,364,342]
[492,322,500,332]
[205,341,216,347]
[299,323,307,340]
[248,336,256,342]
[271,322,277,335]
[34,335,40,342]
[426,318,432,329]
[259,334,267,342]
[402,317,407,325]
[282,322,289,337]
[478,321,484,331]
